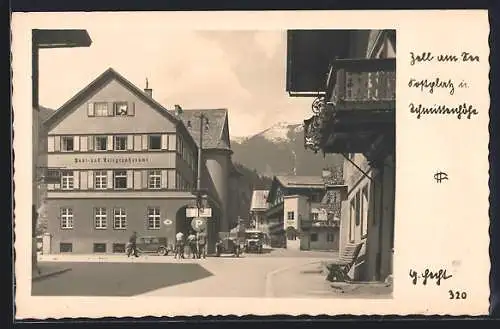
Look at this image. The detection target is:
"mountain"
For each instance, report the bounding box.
[230,122,343,177]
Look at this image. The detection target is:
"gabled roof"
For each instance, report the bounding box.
[250,190,269,211]
[275,175,325,189]
[173,109,231,151]
[43,67,180,129]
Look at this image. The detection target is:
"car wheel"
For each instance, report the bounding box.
[157,247,167,256]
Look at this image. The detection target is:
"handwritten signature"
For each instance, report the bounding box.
[409,268,453,286]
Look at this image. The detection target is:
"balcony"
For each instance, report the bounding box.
[303,58,395,157]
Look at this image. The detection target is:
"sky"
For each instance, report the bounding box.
[39,28,312,138]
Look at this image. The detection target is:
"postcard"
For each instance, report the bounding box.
[12,10,490,318]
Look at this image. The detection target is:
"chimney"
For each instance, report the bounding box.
[144,78,152,97]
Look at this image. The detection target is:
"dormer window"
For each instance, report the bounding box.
[114,102,129,116]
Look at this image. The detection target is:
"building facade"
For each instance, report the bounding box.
[264,175,342,251]
[41,68,237,254]
[289,29,396,281]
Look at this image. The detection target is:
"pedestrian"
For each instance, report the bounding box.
[197,228,207,259]
[175,231,185,259]
[187,231,198,259]
[127,231,139,258]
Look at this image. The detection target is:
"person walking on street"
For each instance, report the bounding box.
[127,231,139,258]
[197,229,207,259]
[175,231,185,259]
[187,231,198,259]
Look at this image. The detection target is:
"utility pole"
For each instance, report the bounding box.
[196,113,206,191]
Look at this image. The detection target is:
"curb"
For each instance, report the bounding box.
[32,268,72,282]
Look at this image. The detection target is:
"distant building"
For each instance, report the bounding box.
[249,190,270,233]
[264,175,344,251]
[41,68,239,254]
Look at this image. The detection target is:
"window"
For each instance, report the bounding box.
[148,135,162,150]
[94,136,108,151]
[361,185,369,238]
[60,207,74,229]
[327,232,335,242]
[95,171,108,190]
[94,102,109,117]
[311,212,319,221]
[355,191,361,226]
[93,243,107,253]
[61,171,74,190]
[94,207,107,229]
[147,207,161,230]
[60,243,73,253]
[114,170,127,189]
[61,136,74,151]
[311,233,318,242]
[113,208,127,229]
[349,199,355,242]
[148,170,161,189]
[114,102,129,116]
[112,243,126,253]
[287,211,295,220]
[114,136,127,151]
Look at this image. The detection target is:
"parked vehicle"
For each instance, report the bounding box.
[126,236,172,256]
[215,234,241,257]
[244,230,264,253]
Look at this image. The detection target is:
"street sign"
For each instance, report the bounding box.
[163,219,173,226]
[191,217,207,232]
[186,207,212,218]
[198,208,212,217]
[186,207,199,218]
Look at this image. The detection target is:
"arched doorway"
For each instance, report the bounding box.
[175,205,191,236]
[175,202,222,255]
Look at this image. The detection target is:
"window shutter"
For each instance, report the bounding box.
[87,103,95,116]
[88,136,94,151]
[47,136,55,152]
[161,134,168,150]
[142,170,148,189]
[88,171,94,189]
[142,135,148,150]
[80,135,88,152]
[73,136,80,151]
[107,171,113,189]
[168,170,176,189]
[54,136,61,152]
[134,171,142,190]
[107,136,113,151]
[161,170,168,189]
[80,171,88,190]
[128,102,135,116]
[133,135,142,151]
[127,135,134,150]
[168,134,177,151]
[108,103,114,116]
[126,171,133,189]
[73,171,80,189]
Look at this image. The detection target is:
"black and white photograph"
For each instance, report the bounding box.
[29,27,396,299]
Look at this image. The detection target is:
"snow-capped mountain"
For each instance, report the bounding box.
[231,122,343,178]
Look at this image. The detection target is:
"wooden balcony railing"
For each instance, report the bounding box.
[327,58,396,111]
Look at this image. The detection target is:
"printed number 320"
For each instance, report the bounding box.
[449,290,467,299]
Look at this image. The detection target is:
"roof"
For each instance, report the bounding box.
[173,109,231,151]
[275,175,326,189]
[250,190,269,211]
[43,68,180,130]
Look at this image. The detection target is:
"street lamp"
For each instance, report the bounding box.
[32,29,92,274]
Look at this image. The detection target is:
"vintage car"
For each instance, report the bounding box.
[244,230,264,253]
[215,234,241,257]
[126,236,172,256]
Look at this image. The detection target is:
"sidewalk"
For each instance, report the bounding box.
[32,263,72,281]
[38,253,218,263]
